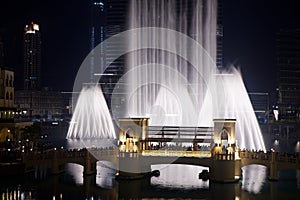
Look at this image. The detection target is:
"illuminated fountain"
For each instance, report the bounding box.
[67,85,116,139]
[125,0,266,151]
[215,67,266,150]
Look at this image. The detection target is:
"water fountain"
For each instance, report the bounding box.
[67,85,116,139]
[125,0,266,151]
[215,67,266,150]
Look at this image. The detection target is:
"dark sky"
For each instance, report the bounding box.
[1,0,300,93]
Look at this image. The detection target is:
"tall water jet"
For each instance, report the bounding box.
[67,85,116,139]
[216,67,266,151]
[126,0,217,126]
[125,0,266,150]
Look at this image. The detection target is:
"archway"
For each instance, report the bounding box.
[220,128,229,152]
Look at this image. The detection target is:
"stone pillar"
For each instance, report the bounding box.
[51,150,59,174]
[84,175,96,196]
[51,150,65,175]
[234,159,242,179]
[210,160,239,182]
[84,151,96,176]
[118,153,150,179]
[268,152,278,181]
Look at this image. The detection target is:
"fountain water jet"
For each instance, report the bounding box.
[67,85,116,139]
[216,67,266,151]
[125,0,266,151]
[127,0,216,125]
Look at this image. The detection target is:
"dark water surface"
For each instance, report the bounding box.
[1,125,300,199]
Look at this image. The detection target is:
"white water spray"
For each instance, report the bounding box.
[125,0,265,151]
[67,85,116,139]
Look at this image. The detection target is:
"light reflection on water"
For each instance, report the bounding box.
[66,163,84,185]
[95,161,116,189]
[1,162,300,199]
[241,165,267,194]
[151,164,209,189]
[1,127,300,199]
[66,161,116,189]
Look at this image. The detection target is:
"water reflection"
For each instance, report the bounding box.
[241,165,267,194]
[151,164,209,189]
[2,127,300,199]
[297,170,300,189]
[96,161,116,189]
[1,165,300,199]
[65,163,84,185]
[65,162,116,189]
[295,141,300,153]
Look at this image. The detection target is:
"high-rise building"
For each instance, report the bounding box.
[88,0,126,109]
[90,0,106,83]
[17,22,66,120]
[100,0,128,109]
[24,22,41,90]
[277,28,300,120]
[216,1,223,69]
[248,92,270,123]
[15,88,64,119]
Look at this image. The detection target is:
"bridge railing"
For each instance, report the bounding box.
[239,151,271,161]
[88,148,119,157]
[141,150,211,158]
[213,153,235,161]
[22,149,56,160]
[239,151,300,165]
[22,148,120,162]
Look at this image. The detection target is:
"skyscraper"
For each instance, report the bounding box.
[24,22,41,90]
[277,29,300,120]
[100,0,127,108]
[216,1,223,69]
[90,0,106,83]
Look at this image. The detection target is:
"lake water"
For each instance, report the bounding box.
[1,125,300,199]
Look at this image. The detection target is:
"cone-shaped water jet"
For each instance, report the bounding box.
[67,85,116,139]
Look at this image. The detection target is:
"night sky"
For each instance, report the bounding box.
[1,0,300,94]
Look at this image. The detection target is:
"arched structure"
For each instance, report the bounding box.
[21,118,300,183]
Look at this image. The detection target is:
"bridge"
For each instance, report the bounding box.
[21,118,300,182]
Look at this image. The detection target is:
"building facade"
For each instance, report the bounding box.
[24,22,41,90]
[277,29,300,121]
[0,67,14,120]
[216,1,223,69]
[101,0,127,107]
[0,67,32,142]
[15,88,65,121]
[90,0,106,83]
[248,92,270,123]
